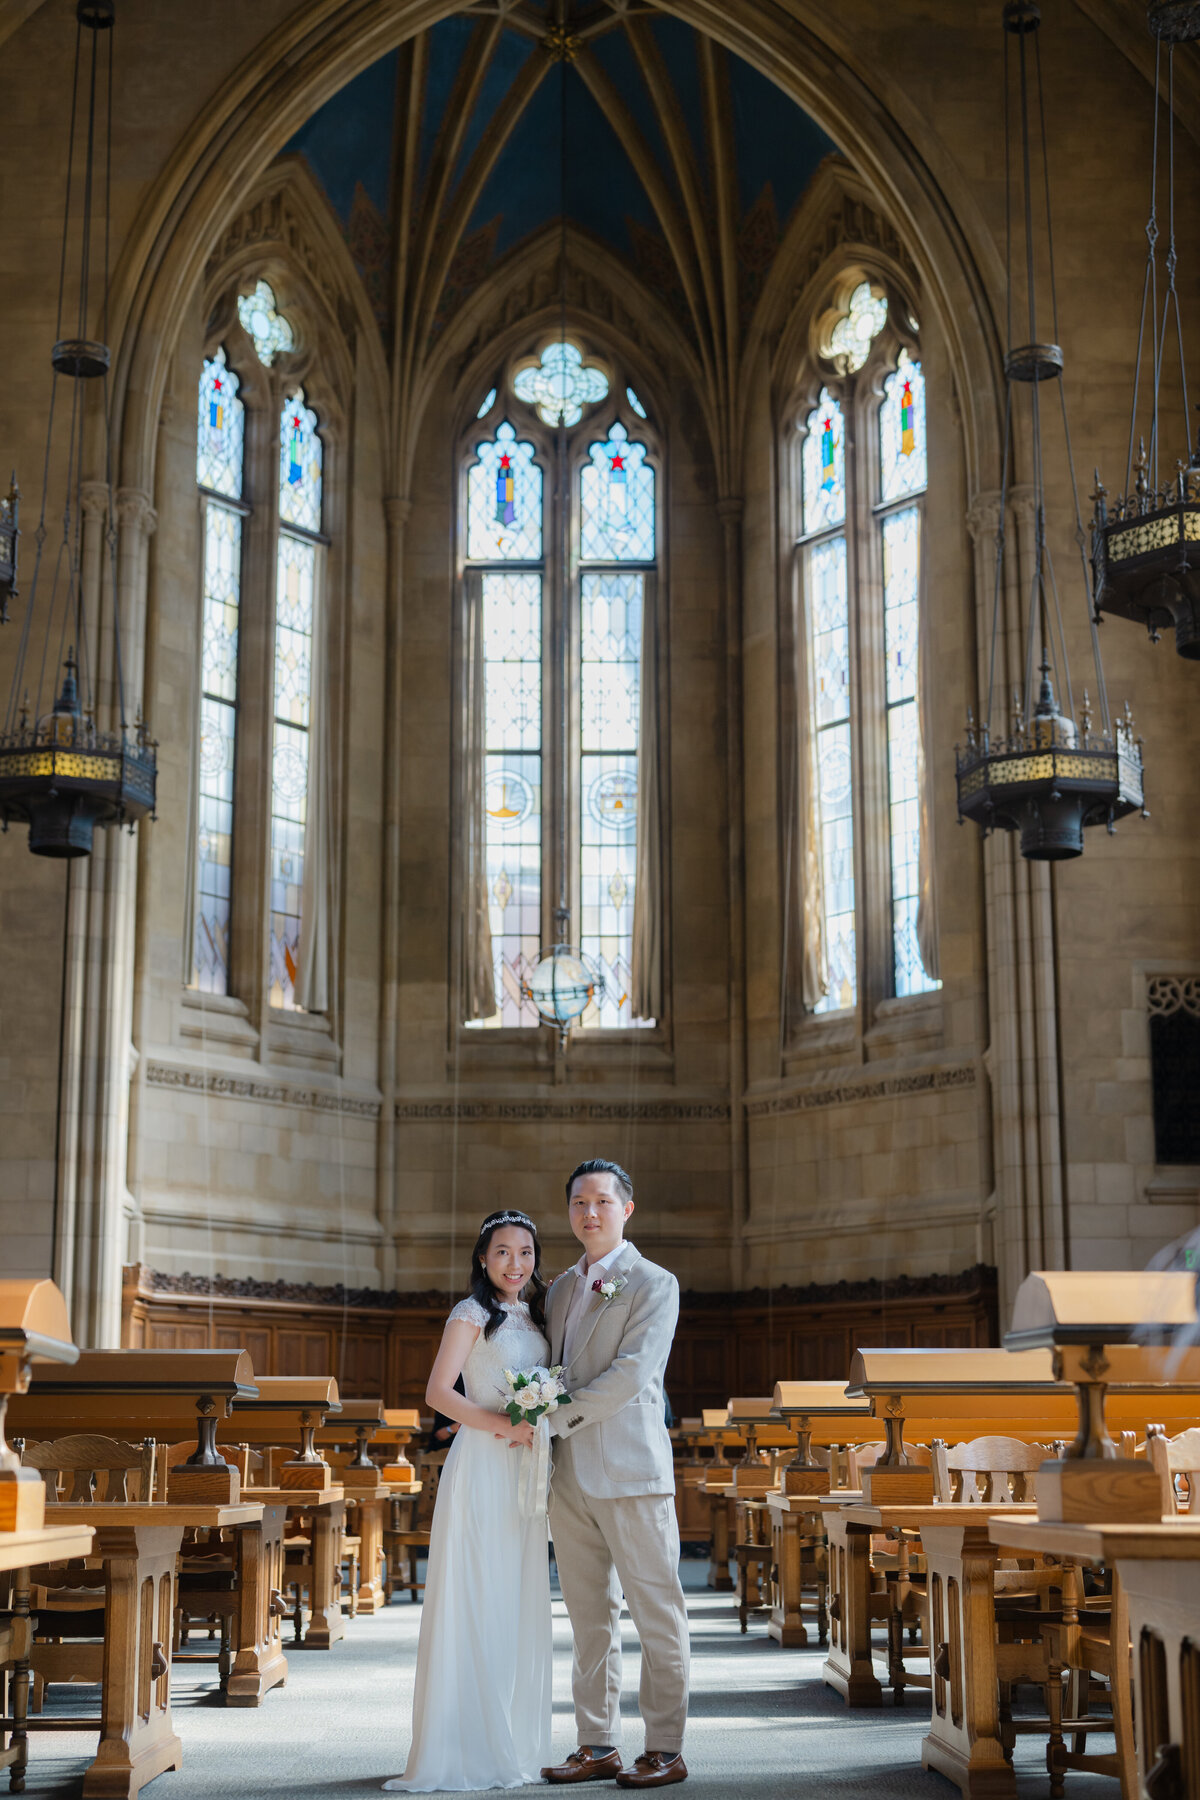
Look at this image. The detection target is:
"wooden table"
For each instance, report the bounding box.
[698,1478,735,1592]
[1,1524,97,1794]
[34,1502,260,1799]
[765,1491,829,1647]
[339,1472,390,1615]
[988,1515,1200,1800]
[832,1502,1034,1799]
[819,1493,883,1706]
[248,1486,346,1648]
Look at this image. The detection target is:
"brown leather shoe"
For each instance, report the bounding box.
[541,1748,623,1784]
[615,1753,688,1789]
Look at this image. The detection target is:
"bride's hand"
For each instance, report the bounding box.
[504,1420,535,1450]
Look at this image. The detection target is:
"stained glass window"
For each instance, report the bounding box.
[807,536,855,1013]
[477,387,497,419]
[827,281,888,373]
[467,423,542,562]
[269,534,315,1010]
[580,423,655,563]
[801,391,846,535]
[279,391,323,535]
[626,386,648,420]
[879,351,927,501]
[197,350,244,499]
[192,348,246,995]
[579,572,642,1029]
[513,341,608,427]
[238,278,295,367]
[481,571,543,1028]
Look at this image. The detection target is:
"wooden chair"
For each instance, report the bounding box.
[732,1498,771,1634]
[383,1450,443,1604]
[18,1437,162,1715]
[1148,1423,1200,1514]
[931,1434,1058,1504]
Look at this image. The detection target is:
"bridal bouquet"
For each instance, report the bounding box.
[502,1365,571,1426]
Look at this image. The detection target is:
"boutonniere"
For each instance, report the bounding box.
[592,1274,629,1303]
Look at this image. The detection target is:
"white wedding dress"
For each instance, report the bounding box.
[385,1297,553,1792]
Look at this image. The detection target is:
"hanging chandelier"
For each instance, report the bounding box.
[1091,4,1200,657]
[955,1,1144,861]
[0,0,156,858]
[519,3,605,1042]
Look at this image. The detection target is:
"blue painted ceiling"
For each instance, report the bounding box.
[283,8,837,335]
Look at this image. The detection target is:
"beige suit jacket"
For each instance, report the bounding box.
[546,1241,678,1500]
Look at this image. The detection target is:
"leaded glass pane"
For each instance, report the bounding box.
[279,390,322,534]
[193,498,242,994]
[882,505,938,998]
[481,571,543,1029]
[626,386,648,420]
[467,422,542,561]
[512,341,608,427]
[879,352,927,502]
[806,534,855,1014]
[801,390,846,535]
[580,424,655,563]
[197,350,244,499]
[238,278,295,367]
[827,281,887,373]
[269,533,316,1011]
[579,571,646,1030]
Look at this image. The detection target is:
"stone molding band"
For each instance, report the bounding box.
[394,1100,730,1122]
[744,1062,975,1118]
[144,1060,381,1119]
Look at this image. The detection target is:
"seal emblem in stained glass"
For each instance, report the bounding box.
[587,767,637,832]
[485,768,534,830]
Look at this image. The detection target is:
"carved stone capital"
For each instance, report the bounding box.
[78,480,110,524]
[384,495,413,531]
[717,495,744,527]
[1007,483,1037,527]
[965,488,1003,542]
[115,488,158,542]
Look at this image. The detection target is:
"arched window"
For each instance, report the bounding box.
[270,388,323,1011]
[188,278,332,1019]
[191,347,246,993]
[463,347,660,1032]
[795,283,939,1022]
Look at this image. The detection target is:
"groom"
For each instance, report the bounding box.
[541,1159,689,1790]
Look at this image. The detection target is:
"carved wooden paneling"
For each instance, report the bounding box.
[122,1263,997,1418]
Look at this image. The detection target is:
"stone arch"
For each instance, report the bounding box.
[109,2,1005,516]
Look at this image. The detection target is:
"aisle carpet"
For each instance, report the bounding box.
[21,1563,1117,1797]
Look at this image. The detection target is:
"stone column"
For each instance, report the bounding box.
[966,484,1067,1319]
[378,494,411,1287]
[54,487,157,1347]
[719,494,747,1288]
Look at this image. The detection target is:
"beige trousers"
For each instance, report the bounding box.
[548,1442,690,1754]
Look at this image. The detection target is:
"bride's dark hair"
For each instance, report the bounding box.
[468,1211,548,1340]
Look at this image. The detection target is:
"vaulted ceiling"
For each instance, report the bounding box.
[281,3,837,352]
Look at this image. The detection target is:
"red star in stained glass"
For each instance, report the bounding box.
[609,453,625,472]
[499,453,512,470]
[292,416,302,429]
[212,377,222,391]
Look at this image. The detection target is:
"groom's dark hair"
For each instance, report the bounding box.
[565,1158,633,1202]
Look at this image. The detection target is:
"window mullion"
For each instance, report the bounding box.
[850,381,892,1028]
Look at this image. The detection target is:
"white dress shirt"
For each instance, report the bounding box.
[562,1242,628,1368]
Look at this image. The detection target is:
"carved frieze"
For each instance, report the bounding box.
[744,1063,975,1119]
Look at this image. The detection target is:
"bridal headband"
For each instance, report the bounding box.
[481,1210,538,1233]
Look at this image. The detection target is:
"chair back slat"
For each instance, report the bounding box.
[932,1436,1061,1503]
[1148,1424,1200,1514]
[22,1432,154,1502]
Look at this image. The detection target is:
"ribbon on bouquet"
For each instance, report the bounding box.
[517,1412,552,1520]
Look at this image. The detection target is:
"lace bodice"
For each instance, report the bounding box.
[449,1297,551,1411]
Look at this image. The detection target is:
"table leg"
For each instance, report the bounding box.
[304,1502,346,1649]
[920,1523,1015,1800]
[822,1516,883,1706]
[83,1524,183,1800]
[707,1496,733,1593]
[353,1499,385,1616]
[768,1508,808,1648]
[227,1506,288,1706]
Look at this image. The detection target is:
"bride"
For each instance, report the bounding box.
[384,1209,553,1792]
